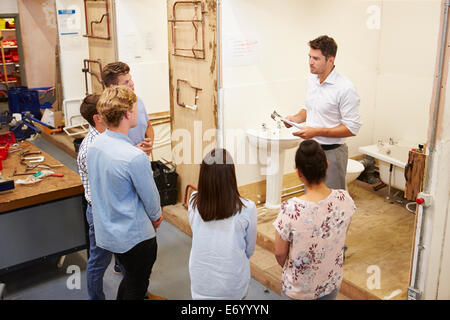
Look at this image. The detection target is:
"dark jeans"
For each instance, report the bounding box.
[116,237,158,300]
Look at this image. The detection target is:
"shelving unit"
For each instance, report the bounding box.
[0,16,25,95]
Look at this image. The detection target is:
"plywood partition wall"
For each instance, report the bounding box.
[167,0,218,201]
[17,0,56,88]
[85,0,116,93]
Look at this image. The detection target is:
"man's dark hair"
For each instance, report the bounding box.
[80,94,100,127]
[101,61,130,87]
[295,140,327,185]
[309,35,338,59]
[191,148,246,222]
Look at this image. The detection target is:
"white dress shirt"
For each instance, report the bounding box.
[301,68,362,145]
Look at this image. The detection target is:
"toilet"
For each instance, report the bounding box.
[346,159,365,188]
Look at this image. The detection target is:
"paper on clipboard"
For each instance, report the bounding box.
[281,118,303,130]
[271,110,304,130]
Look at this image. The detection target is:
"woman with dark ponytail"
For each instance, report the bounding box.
[273,139,355,300]
[188,148,257,299]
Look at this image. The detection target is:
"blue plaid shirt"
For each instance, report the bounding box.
[77,125,100,205]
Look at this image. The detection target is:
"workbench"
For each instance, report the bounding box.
[0,140,87,277]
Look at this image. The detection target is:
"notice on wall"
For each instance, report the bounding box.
[118,32,154,63]
[57,6,83,50]
[223,33,261,67]
[57,8,81,35]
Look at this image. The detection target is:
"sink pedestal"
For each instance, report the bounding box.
[264,150,285,210]
[246,127,300,211]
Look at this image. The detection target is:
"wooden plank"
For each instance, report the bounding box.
[17,0,57,88]
[162,203,192,237]
[404,151,427,201]
[340,279,380,300]
[249,246,282,295]
[0,141,83,213]
[167,0,218,202]
[86,0,116,93]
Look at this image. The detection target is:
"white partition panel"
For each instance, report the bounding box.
[115,0,170,114]
[56,0,90,102]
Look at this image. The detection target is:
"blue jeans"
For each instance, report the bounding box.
[86,204,113,300]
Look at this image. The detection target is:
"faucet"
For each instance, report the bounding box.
[377,139,384,147]
[261,123,267,131]
[276,120,283,129]
[388,137,396,145]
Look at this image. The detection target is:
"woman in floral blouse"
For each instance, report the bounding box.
[273,139,356,300]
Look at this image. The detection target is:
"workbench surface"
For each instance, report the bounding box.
[0,140,83,213]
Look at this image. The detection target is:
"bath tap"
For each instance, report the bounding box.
[377,139,384,147]
[261,123,267,131]
[388,137,397,145]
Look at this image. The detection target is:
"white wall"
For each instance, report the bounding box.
[373,1,440,145]
[115,0,170,113]
[222,0,379,186]
[221,0,441,187]
[0,0,18,13]
[419,58,450,299]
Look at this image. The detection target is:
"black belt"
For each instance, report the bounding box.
[320,144,342,151]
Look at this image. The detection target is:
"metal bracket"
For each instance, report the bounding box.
[407,287,421,300]
[83,0,111,40]
[168,1,207,59]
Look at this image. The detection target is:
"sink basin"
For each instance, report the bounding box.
[246,127,302,210]
[246,127,301,150]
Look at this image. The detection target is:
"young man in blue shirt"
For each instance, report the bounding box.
[101,61,154,157]
[87,86,163,300]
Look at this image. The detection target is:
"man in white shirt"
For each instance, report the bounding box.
[286,35,362,189]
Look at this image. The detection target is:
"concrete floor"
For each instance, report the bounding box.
[0,136,281,300]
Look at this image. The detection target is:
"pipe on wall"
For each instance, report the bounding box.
[410,0,450,299]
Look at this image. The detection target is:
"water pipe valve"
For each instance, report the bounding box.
[416,192,432,207]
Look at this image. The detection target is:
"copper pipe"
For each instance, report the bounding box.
[183,184,197,208]
[176,79,202,108]
[83,0,111,40]
[82,59,104,95]
[170,1,206,60]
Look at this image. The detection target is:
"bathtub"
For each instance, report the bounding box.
[358,142,414,191]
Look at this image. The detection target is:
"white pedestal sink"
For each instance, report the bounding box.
[247,127,302,210]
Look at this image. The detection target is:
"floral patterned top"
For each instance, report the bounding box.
[273,189,355,300]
